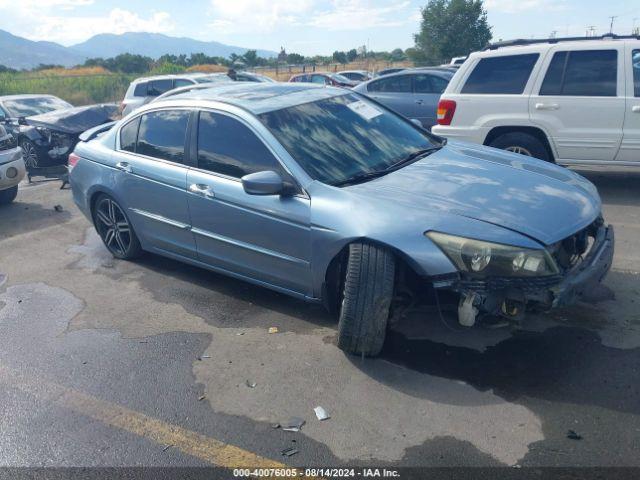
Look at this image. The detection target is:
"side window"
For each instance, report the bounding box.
[461,53,539,94]
[368,75,412,93]
[136,110,189,163]
[634,50,640,97]
[430,76,450,93]
[414,74,434,93]
[120,116,140,153]
[133,82,148,97]
[174,78,193,88]
[540,50,617,97]
[311,75,326,85]
[197,111,284,179]
[147,79,173,97]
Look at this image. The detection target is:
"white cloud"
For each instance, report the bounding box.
[484,0,566,13]
[309,0,411,31]
[208,0,314,34]
[34,9,174,44]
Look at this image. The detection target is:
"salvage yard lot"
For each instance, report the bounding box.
[0,167,639,469]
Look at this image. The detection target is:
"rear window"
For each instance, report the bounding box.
[368,75,412,93]
[120,117,140,153]
[461,53,539,94]
[133,82,148,97]
[136,110,189,163]
[540,50,618,97]
[147,79,173,97]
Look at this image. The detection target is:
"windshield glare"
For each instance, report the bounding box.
[3,97,72,117]
[258,93,436,186]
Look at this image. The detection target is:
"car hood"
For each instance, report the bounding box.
[25,104,118,135]
[346,142,601,245]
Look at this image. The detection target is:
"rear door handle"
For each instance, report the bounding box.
[632,105,640,113]
[115,161,132,173]
[188,183,215,199]
[535,103,560,111]
[415,99,424,105]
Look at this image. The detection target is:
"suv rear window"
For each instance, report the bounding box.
[461,53,539,94]
[540,50,617,96]
[133,82,148,97]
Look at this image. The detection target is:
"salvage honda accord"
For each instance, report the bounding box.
[69,83,614,356]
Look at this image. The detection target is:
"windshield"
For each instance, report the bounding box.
[258,93,438,186]
[3,96,72,117]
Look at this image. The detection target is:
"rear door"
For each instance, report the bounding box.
[113,109,197,259]
[616,45,640,162]
[365,74,414,118]
[529,46,624,162]
[413,73,450,128]
[186,110,312,295]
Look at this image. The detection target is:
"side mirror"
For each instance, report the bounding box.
[241,170,287,196]
[410,118,423,128]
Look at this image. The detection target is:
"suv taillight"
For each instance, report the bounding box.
[437,99,456,126]
[68,152,80,171]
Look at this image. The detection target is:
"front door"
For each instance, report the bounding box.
[529,47,625,162]
[365,74,414,117]
[113,109,196,259]
[616,46,640,163]
[412,73,450,128]
[186,110,312,295]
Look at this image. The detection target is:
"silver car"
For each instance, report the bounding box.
[69,83,613,357]
[353,69,453,128]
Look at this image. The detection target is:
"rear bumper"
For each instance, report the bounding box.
[431,125,488,145]
[0,148,26,190]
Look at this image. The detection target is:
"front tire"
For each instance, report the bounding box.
[21,139,41,169]
[489,132,552,162]
[0,186,18,205]
[92,194,142,260]
[337,242,395,357]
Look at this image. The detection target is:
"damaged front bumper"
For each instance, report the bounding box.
[433,224,615,322]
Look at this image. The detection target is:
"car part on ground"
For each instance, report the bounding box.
[69,82,613,357]
[433,36,640,166]
[0,125,25,205]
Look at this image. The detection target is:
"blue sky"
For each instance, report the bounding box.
[0,0,638,55]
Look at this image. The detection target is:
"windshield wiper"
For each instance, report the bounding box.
[332,146,442,187]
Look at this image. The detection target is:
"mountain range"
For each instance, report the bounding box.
[0,30,277,70]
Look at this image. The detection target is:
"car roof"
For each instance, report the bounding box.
[338,70,369,74]
[0,94,62,102]
[476,37,640,58]
[131,73,206,83]
[154,82,349,115]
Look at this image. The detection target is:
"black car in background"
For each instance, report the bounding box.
[0,94,117,169]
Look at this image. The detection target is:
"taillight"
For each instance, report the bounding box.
[68,152,80,171]
[437,99,457,126]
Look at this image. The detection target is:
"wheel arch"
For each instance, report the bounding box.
[484,125,556,162]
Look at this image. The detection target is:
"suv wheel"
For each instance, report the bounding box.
[337,242,395,357]
[0,186,18,205]
[489,132,551,162]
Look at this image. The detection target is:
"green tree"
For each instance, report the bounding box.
[414,0,491,65]
[242,50,259,67]
[346,49,358,62]
[287,53,305,64]
[332,50,348,64]
[390,48,406,62]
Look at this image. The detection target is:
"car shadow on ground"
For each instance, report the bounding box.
[0,199,72,240]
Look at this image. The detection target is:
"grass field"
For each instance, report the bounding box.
[0,61,411,106]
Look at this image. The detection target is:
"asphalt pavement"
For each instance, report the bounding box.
[0,167,639,473]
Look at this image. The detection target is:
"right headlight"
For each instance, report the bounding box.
[425,231,559,277]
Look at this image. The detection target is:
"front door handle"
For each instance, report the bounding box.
[632,105,640,113]
[535,102,560,111]
[188,183,215,199]
[115,161,132,173]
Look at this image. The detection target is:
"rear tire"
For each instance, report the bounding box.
[92,194,142,260]
[489,132,552,162]
[0,186,18,205]
[337,242,396,357]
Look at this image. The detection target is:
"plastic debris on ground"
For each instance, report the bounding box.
[566,430,583,440]
[314,406,330,421]
[245,380,256,388]
[281,447,299,457]
[281,417,305,432]
[53,205,63,212]
[268,327,279,334]
[198,395,206,401]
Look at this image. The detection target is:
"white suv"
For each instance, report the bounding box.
[432,36,640,165]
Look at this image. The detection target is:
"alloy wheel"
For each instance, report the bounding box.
[505,145,533,157]
[95,198,132,256]
[21,141,39,169]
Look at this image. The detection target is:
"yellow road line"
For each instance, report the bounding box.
[0,364,285,468]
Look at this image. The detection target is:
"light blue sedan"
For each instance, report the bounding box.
[69,83,613,356]
[353,69,454,128]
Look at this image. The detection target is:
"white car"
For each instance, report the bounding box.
[121,73,231,116]
[432,35,640,165]
[0,125,25,205]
